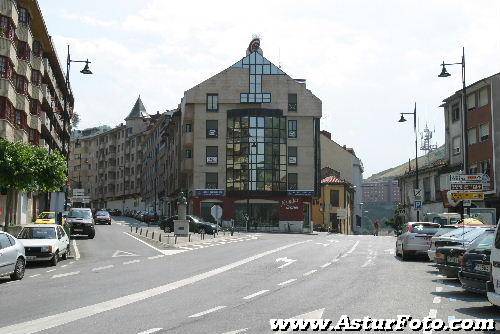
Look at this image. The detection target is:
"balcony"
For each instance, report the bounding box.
[31,54,42,72]
[0,0,18,23]
[29,113,40,131]
[31,85,42,104]
[16,24,33,47]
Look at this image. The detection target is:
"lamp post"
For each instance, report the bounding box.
[439,47,468,218]
[398,102,419,222]
[119,166,125,214]
[63,45,92,210]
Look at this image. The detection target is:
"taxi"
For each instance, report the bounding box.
[35,211,57,224]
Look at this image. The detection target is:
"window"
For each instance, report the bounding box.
[16,40,31,61]
[288,146,297,165]
[288,173,298,190]
[29,98,40,116]
[288,94,297,112]
[0,15,14,40]
[18,7,31,27]
[467,93,476,110]
[185,149,192,158]
[0,56,12,79]
[452,136,461,155]
[206,120,218,138]
[206,173,218,189]
[15,75,28,94]
[479,87,489,107]
[206,146,218,164]
[481,160,491,176]
[434,175,441,201]
[423,177,431,202]
[0,233,12,249]
[468,128,477,145]
[451,104,460,122]
[185,123,192,133]
[206,94,218,112]
[288,120,297,138]
[330,190,340,207]
[480,123,489,142]
[31,70,42,86]
[32,40,43,58]
[469,164,478,174]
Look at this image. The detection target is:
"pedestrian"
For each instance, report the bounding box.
[373,220,380,236]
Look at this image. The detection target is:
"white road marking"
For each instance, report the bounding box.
[220,328,248,334]
[278,279,297,286]
[435,287,443,292]
[72,240,80,260]
[123,232,164,255]
[46,269,56,273]
[0,240,310,334]
[303,270,317,276]
[347,241,360,254]
[361,259,373,267]
[433,296,441,304]
[320,262,331,268]
[332,258,340,262]
[428,309,437,318]
[315,242,329,247]
[61,265,67,268]
[188,306,226,318]
[147,255,165,260]
[52,271,80,279]
[112,250,138,258]
[29,274,41,278]
[276,257,297,269]
[137,328,162,334]
[243,290,269,300]
[294,308,325,319]
[123,260,141,265]
[341,254,348,258]
[92,265,114,272]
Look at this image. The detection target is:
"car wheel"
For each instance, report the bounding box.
[62,245,70,260]
[108,221,111,225]
[401,247,408,261]
[88,232,95,239]
[164,226,171,233]
[51,252,59,266]
[10,257,25,280]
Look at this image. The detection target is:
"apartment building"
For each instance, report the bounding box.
[69,97,151,211]
[164,38,322,232]
[0,0,73,225]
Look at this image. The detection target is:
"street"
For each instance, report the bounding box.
[0,217,497,334]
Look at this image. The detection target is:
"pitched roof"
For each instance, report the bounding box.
[126,96,149,119]
[321,176,349,185]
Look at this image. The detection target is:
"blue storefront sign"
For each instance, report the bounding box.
[287,190,315,196]
[195,189,225,197]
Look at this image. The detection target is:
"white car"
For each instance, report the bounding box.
[487,223,500,307]
[17,224,70,266]
[428,226,482,262]
[0,231,26,280]
[396,222,440,261]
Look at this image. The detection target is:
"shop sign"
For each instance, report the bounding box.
[287,190,314,196]
[195,189,225,197]
[281,198,300,210]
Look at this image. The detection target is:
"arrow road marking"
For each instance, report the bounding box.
[276,257,297,269]
[112,250,138,258]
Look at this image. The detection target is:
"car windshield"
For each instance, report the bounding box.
[96,211,109,216]
[469,231,495,250]
[38,212,55,219]
[68,210,92,219]
[411,223,439,234]
[18,227,56,239]
[189,216,205,224]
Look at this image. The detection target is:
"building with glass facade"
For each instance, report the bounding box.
[178,38,322,232]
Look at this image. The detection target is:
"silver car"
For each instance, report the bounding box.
[0,231,26,281]
[396,222,440,261]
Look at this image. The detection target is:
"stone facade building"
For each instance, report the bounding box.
[0,0,73,227]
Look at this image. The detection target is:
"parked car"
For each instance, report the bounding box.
[35,211,57,224]
[428,226,467,261]
[160,215,218,234]
[458,228,495,294]
[66,208,96,239]
[109,209,121,216]
[429,226,486,262]
[95,210,111,225]
[0,231,26,280]
[487,223,500,307]
[17,224,70,266]
[435,227,491,278]
[395,222,440,261]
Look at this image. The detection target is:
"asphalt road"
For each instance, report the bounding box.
[0,218,498,333]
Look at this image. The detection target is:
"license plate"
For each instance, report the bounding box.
[447,256,459,264]
[26,256,36,260]
[475,263,490,272]
[74,229,83,232]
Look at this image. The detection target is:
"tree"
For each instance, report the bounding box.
[71,112,80,129]
[0,139,67,226]
[384,203,406,235]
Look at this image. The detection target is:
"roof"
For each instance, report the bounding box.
[442,72,500,104]
[321,176,350,185]
[126,96,149,120]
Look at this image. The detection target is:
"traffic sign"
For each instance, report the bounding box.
[463,199,472,207]
[337,208,348,219]
[211,205,223,220]
[414,200,422,210]
[450,192,484,201]
[73,188,85,196]
[450,183,483,192]
[449,174,483,183]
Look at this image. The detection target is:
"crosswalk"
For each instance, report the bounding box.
[176,235,260,251]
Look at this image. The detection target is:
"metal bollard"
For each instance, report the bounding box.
[140,228,143,235]
[189,234,191,242]
[130,226,132,233]
[146,230,148,237]
[135,226,138,233]
[152,231,154,239]
[167,235,170,244]
[175,235,177,244]
[159,234,162,242]
[213,232,215,238]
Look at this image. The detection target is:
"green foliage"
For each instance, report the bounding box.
[385,203,406,235]
[0,138,67,193]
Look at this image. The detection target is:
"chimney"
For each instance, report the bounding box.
[320,130,331,139]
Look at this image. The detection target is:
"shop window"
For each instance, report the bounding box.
[288,120,297,138]
[206,172,218,189]
[288,94,297,112]
[206,120,218,138]
[288,146,297,165]
[206,146,218,164]
[206,94,218,112]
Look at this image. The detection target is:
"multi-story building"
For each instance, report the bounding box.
[163,38,322,232]
[0,0,73,226]
[319,130,363,232]
[362,180,400,204]
[69,97,152,211]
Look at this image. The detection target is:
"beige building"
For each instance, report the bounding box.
[170,38,322,231]
[0,0,73,226]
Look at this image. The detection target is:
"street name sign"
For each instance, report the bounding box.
[451,192,484,201]
[449,174,483,183]
[450,183,483,192]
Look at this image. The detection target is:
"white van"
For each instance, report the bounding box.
[486,223,500,306]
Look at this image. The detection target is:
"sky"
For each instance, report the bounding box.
[39,0,500,177]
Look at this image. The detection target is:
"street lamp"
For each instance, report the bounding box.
[398,102,419,222]
[438,47,468,172]
[118,166,125,214]
[63,45,93,210]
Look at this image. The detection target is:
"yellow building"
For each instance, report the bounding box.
[312,176,354,234]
